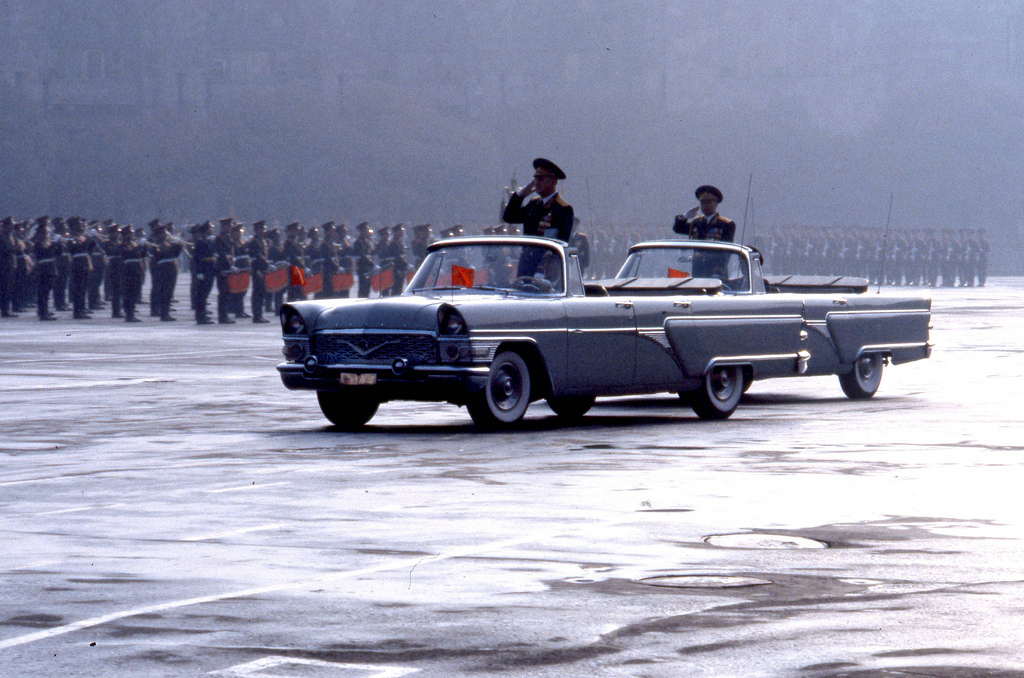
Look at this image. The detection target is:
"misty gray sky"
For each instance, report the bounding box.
[1,1,1021,266]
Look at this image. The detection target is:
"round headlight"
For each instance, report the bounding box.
[445,313,465,335]
[283,310,306,335]
[438,305,467,335]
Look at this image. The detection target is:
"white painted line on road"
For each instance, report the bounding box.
[0,348,272,365]
[19,503,126,517]
[1,374,268,391]
[183,523,289,542]
[210,656,418,677]
[0,502,124,517]
[206,482,290,494]
[0,518,629,651]
[6,559,64,572]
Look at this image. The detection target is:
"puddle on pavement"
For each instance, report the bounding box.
[638,575,772,589]
[703,533,829,549]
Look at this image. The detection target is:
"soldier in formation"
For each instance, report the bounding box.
[754,226,991,286]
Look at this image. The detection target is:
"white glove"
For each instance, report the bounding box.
[684,206,700,220]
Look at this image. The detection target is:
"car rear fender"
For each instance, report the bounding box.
[825,296,931,365]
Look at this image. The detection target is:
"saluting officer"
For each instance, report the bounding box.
[503,158,574,242]
[673,185,736,242]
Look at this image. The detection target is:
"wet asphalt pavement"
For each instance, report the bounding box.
[1,281,1023,677]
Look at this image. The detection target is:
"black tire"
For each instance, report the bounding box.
[691,365,744,420]
[317,390,379,429]
[467,351,532,428]
[547,395,595,421]
[839,353,883,399]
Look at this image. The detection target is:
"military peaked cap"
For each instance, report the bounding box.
[532,157,566,180]
[695,185,724,203]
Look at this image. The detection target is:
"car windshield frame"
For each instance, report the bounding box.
[616,243,752,294]
[406,239,567,296]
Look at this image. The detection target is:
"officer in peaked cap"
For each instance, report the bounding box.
[352,222,374,298]
[503,157,575,243]
[673,184,736,242]
[192,221,216,324]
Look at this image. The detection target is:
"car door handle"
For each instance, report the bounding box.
[674,300,691,308]
[832,297,847,305]
[615,302,633,309]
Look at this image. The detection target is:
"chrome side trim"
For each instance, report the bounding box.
[638,329,672,350]
[855,342,930,360]
[826,309,930,318]
[471,328,566,335]
[706,352,802,371]
[317,328,438,337]
[690,313,803,322]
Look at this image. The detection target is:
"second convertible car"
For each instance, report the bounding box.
[278,236,931,428]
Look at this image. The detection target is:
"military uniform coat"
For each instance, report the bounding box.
[673,214,736,242]
[503,193,575,242]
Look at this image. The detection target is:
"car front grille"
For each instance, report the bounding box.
[312,332,437,365]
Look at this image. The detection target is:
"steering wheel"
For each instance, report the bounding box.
[512,276,553,293]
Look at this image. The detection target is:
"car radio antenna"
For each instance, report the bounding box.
[877,193,894,294]
[740,172,753,244]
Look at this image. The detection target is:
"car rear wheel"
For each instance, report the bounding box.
[691,365,743,420]
[547,395,595,421]
[839,353,883,399]
[317,390,380,429]
[467,350,532,428]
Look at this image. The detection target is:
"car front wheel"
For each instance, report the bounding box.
[467,351,532,428]
[317,390,380,429]
[839,354,883,399]
[691,365,743,420]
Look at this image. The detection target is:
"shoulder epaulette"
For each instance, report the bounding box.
[554,195,570,208]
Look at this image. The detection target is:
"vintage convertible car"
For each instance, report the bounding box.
[277,236,931,428]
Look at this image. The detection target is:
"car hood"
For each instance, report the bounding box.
[312,291,561,333]
[314,296,446,332]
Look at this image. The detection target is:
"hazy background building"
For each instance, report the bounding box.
[1,0,1022,271]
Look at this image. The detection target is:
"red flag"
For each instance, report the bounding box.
[290,265,306,286]
[451,264,475,288]
[667,267,690,279]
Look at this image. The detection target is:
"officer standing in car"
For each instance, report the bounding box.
[673,185,736,242]
[503,158,575,242]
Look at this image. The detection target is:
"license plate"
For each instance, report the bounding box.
[340,372,377,386]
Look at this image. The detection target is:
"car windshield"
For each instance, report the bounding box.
[407,242,565,295]
[617,246,750,292]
